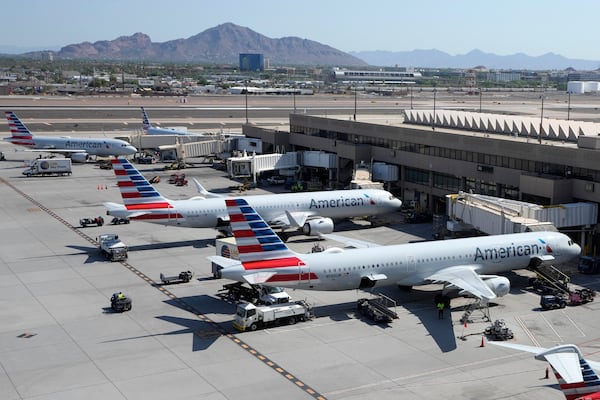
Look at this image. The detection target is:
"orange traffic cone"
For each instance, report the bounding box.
[480,335,485,347]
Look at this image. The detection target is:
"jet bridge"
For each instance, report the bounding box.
[446,192,597,236]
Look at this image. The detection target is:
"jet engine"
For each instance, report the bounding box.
[483,276,511,297]
[70,153,90,163]
[302,217,334,236]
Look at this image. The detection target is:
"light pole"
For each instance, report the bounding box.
[567,91,571,120]
[244,80,248,124]
[539,95,544,144]
[353,84,357,121]
[410,85,413,109]
[479,88,482,113]
[432,88,436,130]
[293,89,296,113]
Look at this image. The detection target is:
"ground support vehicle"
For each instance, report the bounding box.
[484,319,514,340]
[80,216,104,227]
[110,292,132,312]
[568,288,595,305]
[22,158,72,176]
[578,256,600,274]
[110,217,130,225]
[540,294,567,310]
[233,300,312,331]
[357,295,399,323]
[159,270,193,284]
[219,282,291,304]
[98,233,128,261]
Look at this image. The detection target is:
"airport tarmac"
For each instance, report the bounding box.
[1,144,600,400]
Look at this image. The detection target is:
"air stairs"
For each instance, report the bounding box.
[529,264,571,296]
[460,299,491,325]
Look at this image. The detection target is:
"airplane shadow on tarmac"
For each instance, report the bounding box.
[101,295,234,352]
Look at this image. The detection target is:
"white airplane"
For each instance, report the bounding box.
[210,198,581,300]
[490,342,600,400]
[3,111,137,162]
[141,107,190,135]
[105,158,402,237]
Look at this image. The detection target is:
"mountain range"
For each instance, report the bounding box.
[41,23,367,67]
[352,49,600,70]
[14,23,600,70]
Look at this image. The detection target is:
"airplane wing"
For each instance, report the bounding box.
[428,265,497,301]
[489,342,585,384]
[318,233,383,248]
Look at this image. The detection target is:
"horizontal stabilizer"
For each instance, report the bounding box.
[207,256,241,270]
[243,272,277,285]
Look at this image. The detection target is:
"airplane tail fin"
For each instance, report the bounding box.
[111,158,173,213]
[490,342,600,399]
[192,178,223,199]
[226,198,298,263]
[141,107,151,132]
[4,111,35,146]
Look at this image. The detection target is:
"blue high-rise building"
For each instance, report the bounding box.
[239,53,264,71]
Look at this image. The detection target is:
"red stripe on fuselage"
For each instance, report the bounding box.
[125,202,172,210]
[131,213,183,220]
[242,257,304,270]
[267,272,318,282]
[113,169,128,176]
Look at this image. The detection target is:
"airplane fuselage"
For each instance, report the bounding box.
[123,189,401,228]
[221,231,581,291]
[6,136,136,156]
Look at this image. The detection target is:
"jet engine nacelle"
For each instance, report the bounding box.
[70,153,90,163]
[302,217,334,236]
[484,276,511,297]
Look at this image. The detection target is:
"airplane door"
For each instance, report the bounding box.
[299,261,311,287]
[406,256,416,273]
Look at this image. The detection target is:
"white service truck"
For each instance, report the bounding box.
[233,300,313,331]
[97,233,128,261]
[23,158,72,177]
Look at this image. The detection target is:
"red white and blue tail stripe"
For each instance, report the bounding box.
[219,198,318,285]
[111,158,172,212]
[557,355,600,400]
[4,111,35,146]
[227,198,298,263]
[141,107,151,132]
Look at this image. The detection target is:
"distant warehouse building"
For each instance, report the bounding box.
[567,81,600,94]
[332,67,422,84]
[239,53,264,72]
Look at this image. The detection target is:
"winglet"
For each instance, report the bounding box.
[192,178,223,198]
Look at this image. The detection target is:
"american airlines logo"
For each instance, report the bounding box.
[65,140,103,149]
[474,242,544,261]
[309,195,371,209]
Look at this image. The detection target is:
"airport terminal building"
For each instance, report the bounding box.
[244,110,600,250]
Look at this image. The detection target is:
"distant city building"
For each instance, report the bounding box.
[239,53,264,72]
[332,67,421,83]
[568,81,600,94]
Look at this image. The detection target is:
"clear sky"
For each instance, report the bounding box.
[3,0,599,60]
